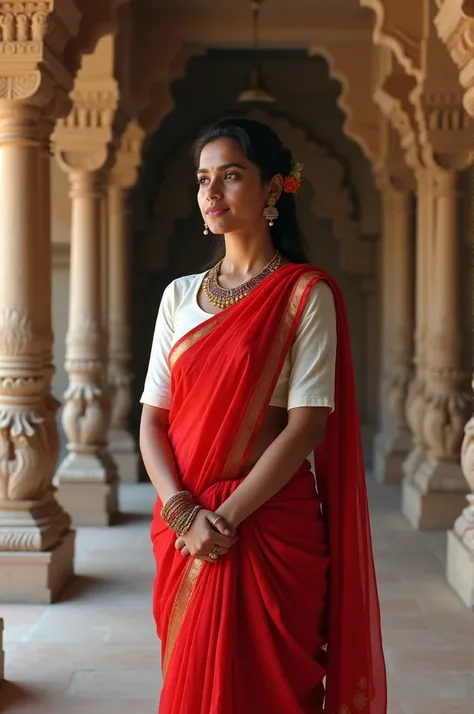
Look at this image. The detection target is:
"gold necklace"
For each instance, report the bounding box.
[202,252,282,309]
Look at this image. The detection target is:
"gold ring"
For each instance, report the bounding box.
[212,516,224,528]
[209,546,220,560]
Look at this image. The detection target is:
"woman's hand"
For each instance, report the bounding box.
[175,509,238,562]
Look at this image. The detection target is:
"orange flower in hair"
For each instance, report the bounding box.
[284,177,300,194]
[283,160,303,194]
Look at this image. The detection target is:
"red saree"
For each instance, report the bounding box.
[150,263,387,714]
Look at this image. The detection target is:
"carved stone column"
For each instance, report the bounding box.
[39,118,62,499]
[403,169,471,529]
[447,415,474,607]
[0,0,83,602]
[52,38,125,526]
[436,0,474,607]
[403,169,434,481]
[0,617,3,681]
[373,178,414,483]
[0,105,73,601]
[53,164,118,526]
[107,122,144,482]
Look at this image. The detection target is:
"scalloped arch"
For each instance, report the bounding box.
[143,111,372,276]
[137,36,378,163]
[359,0,426,85]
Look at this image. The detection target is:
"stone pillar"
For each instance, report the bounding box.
[0,104,73,602]
[0,617,3,681]
[107,183,138,481]
[53,166,118,526]
[435,0,474,607]
[39,119,62,498]
[0,0,83,603]
[361,276,379,443]
[403,169,471,530]
[52,37,125,526]
[403,169,433,481]
[373,182,414,483]
[107,122,144,482]
[447,416,474,607]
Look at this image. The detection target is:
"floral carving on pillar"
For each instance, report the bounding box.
[0,309,45,502]
[62,314,109,449]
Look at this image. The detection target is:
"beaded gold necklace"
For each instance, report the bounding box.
[202,251,282,309]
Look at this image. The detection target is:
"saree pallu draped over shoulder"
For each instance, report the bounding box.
[150,263,387,714]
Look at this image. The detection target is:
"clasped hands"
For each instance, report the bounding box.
[174,509,238,563]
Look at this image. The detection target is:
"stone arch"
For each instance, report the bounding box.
[136,42,207,136]
[134,28,379,163]
[359,0,426,85]
[140,110,372,277]
[307,41,379,164]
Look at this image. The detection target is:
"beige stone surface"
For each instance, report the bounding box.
[0,483,473,713]
[0,617,3,683]
[55,482,119,528]
[402,480,468,531]
[447,530,474,609]
[0,532,75,604]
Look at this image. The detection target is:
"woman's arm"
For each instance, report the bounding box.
[139,405,182,504]
[140,404,238,559]
[214,406,330,528]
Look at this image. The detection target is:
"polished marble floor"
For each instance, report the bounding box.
[1,481,473,714]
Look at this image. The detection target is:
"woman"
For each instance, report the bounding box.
[140,118,387,714]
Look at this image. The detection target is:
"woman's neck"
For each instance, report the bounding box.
[221,230,276,278]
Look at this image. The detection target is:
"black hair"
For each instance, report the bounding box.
[192,117,309,264]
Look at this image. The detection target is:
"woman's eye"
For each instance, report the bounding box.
[225,173,237,180]
[198,177,209,185]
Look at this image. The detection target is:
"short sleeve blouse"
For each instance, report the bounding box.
[140,272,337,412]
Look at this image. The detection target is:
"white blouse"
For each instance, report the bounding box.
[140,271,337,412]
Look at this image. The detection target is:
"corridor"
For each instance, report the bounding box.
[1,481,473,714]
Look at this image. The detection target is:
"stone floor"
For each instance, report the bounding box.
[0,481,473,714]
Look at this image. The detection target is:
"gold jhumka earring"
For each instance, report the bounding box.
[263,196,279,226]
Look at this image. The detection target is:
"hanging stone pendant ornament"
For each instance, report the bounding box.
[263,195,279,226]
[203,222,209,235]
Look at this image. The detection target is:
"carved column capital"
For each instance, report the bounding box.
[52,77,124,175]
[109,120,145,190]
[0,0,81,106]
[435,0,474,118]
[418,90,473,170]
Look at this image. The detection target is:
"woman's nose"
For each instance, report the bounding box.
[206,179,223,201]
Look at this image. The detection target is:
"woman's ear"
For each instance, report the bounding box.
[268,174,284,202]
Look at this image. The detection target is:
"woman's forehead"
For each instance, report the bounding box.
[199,138,247,166]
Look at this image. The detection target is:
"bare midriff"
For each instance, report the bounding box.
[244,405,288,469]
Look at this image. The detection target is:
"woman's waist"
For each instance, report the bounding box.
[157,459,319,514]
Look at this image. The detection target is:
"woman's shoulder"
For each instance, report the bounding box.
[164,271,206,294]
[161,271,207,308]
[304,279,336,313]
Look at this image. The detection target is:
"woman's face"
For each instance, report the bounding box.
[197,137,278,236]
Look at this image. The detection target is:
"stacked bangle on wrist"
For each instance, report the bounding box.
[160,491,201,536]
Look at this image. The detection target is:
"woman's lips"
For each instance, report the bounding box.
[206,208,229,218]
